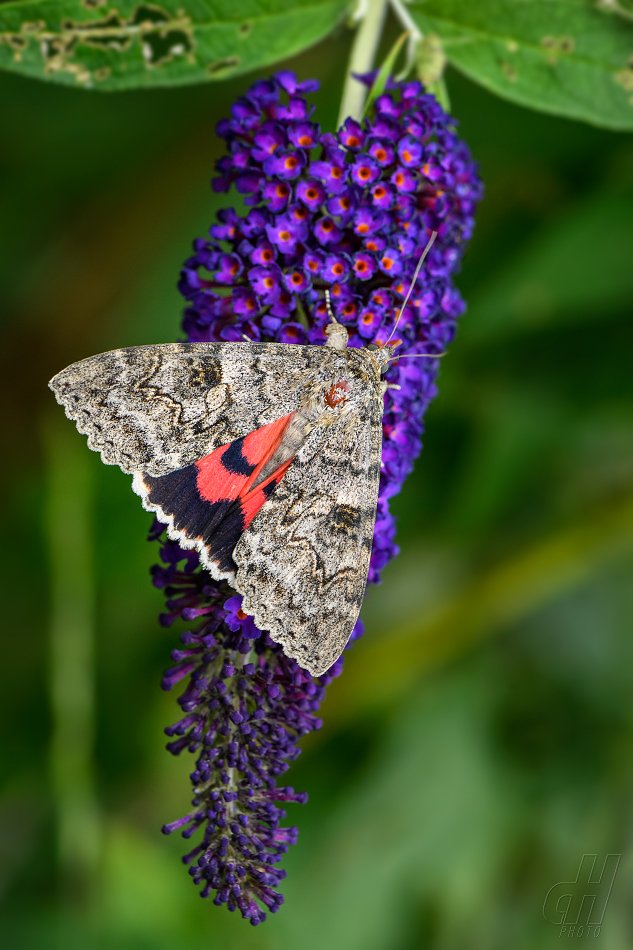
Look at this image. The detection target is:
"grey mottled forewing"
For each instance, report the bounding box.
[233,388,383,677]
[49,342,330,476]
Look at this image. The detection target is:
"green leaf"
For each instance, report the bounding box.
[463,187,633,344]
[361,29,409,118]
[0,0,348,90]
[408,0,633,129]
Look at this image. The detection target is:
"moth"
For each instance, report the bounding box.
[49,315,400,675]
[49,238,437,677]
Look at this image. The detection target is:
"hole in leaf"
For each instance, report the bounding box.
[142,28,192,66]
[207,56,240,76]
[130,4,170,26]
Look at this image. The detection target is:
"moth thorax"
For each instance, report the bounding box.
[324,379,350,409]
[324,321,349,351]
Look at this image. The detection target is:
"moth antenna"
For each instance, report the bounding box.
[388,350,447,362]
[386,231,437,345]
[324,288,349,350]
[324,288,339,325]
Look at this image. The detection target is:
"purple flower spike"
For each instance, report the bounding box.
[322,254,350,284]
[353,252,377,280]
[163,69,482,925]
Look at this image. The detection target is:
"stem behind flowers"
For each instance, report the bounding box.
[337,0,389,126]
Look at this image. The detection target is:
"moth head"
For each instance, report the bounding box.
[324,319,349,351]
[366,341,399,375]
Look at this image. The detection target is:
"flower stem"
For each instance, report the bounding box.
[389,0,422,76]
[337,0,389,126]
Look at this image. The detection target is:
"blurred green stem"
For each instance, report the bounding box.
[338,0,389,126]
[326,493,633,723]
[44,415,101,915]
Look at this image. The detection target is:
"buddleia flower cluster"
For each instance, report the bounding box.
[154,70,482,924]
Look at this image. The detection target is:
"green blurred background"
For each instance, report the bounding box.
[2,22,633,950]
